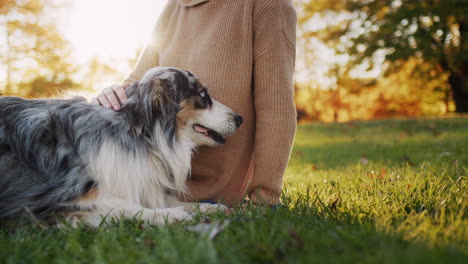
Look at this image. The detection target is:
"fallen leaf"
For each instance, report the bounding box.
[399,132,410,140]
[378,168,387,179]
[330,197,340,211]
[144,237,155,249]
[186,220,230,240]
[293,151,304,158]
[346,122,357,128]
[360,158,369,165]
[287,228,304,249]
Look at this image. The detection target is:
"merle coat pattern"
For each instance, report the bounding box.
[0,67,242,226]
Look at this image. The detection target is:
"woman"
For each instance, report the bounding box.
[92,0,297,206]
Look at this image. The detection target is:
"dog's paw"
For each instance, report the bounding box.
[196,203,228,214]
[149,207,193,225]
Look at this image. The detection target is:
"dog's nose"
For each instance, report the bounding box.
[234,114,243,128]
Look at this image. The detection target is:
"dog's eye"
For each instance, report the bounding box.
[200,92,206,98]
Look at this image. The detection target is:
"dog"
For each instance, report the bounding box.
[0,67,243,227]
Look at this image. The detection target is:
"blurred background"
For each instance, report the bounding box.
[1,0,467,122]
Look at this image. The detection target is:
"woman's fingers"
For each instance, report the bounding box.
[103,86,122,110]
[104,88,120,110]
[97,94,112,109]
[92,83,131,110]
[113,84,128,104]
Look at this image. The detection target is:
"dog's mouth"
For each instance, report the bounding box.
[193,124,226,144]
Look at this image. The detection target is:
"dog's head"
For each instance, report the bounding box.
[128,67,242,146]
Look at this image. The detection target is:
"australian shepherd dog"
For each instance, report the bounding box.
[0,67,243,227]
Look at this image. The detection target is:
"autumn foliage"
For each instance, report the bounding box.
[1,0,466,121]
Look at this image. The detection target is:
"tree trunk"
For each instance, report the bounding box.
[448,70,468,113]
[450,20,468,113]
[440,49,468,113]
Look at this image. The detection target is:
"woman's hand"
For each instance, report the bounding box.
[91,82,131,110]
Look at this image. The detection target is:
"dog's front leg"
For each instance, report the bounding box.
[70,198,192,227]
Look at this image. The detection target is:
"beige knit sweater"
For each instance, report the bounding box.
[125,0,297,205]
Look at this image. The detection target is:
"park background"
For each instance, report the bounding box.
[0,0,467,263]
[1,0,467,119]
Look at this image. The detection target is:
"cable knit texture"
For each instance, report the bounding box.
[125,0,297,205]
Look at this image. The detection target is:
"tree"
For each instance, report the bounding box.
[297,0,467,113]
[81,56,121,92]
[0,0,17,14]
[0,0,77,97]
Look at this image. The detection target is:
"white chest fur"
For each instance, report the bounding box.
[89,135,193,209]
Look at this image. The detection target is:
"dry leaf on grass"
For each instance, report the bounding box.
[185,220,230,240]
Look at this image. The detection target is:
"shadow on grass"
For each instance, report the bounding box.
[292,139,467,170]
[227,198,468,264]
[1,118,466,263]
[291,118,468,170]
[1,202,466,264]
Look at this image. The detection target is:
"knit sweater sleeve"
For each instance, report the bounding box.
[248,0,297,205]
[124,29,160,83]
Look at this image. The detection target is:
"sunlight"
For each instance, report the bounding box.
[1,0,461,116]
[61,0,168,90]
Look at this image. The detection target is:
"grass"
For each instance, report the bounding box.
[1,117,467,263]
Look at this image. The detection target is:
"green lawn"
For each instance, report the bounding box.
[1,118,467,263]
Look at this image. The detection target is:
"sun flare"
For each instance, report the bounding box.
[61,0,167,91]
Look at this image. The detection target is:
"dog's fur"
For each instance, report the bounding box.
[0,67,242,227]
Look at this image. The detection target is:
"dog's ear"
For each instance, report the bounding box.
[155,79,183,140]
[137,79,157,124]
[138,78,181,129]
